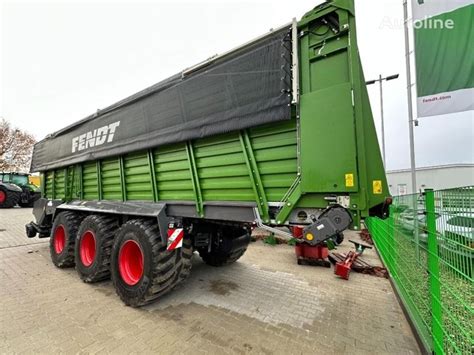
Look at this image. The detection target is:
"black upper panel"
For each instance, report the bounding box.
[31,27,292,172]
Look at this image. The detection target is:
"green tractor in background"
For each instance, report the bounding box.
[0,172,41,208]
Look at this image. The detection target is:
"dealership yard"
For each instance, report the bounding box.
[0,208,419,354]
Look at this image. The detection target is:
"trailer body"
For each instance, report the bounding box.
[26,0,391,306]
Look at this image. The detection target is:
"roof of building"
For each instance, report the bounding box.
[387,163,474,174]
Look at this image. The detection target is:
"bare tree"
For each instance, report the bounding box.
[0,118,36,172]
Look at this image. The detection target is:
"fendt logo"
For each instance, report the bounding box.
[72,121,120,153]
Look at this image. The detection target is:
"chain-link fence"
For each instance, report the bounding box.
[366,186,473,354]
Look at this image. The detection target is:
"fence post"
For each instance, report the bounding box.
[387,205,395,279]
[425,189,443,354]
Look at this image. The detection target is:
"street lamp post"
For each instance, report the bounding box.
[366,73,399,168]
[403,0,418,195]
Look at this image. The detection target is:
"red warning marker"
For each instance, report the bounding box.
[167,228,184,251]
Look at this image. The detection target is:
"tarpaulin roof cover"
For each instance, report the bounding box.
[30,27,292,172]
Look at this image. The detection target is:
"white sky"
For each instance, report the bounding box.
[1,0,473,171]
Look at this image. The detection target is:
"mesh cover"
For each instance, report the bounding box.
[31,27,292,172]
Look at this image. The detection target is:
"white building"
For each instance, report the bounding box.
[387,164,474,195]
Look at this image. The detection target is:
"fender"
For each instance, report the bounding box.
[0,182,23,193]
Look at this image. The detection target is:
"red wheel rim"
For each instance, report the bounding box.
[53,225,66,254]
[118,240,144,286]
[0,191,6,204]
[80,230,96,267]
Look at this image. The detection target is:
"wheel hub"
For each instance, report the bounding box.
[0,191,6,204]
[80,230,96,267]
[118,240,144,286]
[53,225,66,254]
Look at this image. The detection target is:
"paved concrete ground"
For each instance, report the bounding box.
[0,208,420,354]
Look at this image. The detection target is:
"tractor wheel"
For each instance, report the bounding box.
[18,192,41,207]
[19,200,35,208]
[50,212,83,268]
[198,228,250,267]
[75,215,118,283]
[0,188,19,208]
[19,199,34,208]
[111,219,192,307]
[19,191,40,208]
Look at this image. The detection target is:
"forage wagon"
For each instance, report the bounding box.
[26,0,390,307]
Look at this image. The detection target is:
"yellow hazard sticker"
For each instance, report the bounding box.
[345,173,354,187]
[373,180,383,194]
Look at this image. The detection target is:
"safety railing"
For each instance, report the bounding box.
[366,186,473,354]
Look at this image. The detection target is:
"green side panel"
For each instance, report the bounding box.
[154,144,194,201]
[123,152,153,201]
[293,2,388,217]
[310,50,349,91]
[53,169,65,199]
[298,10,356,194]
[82,161,99,200]
[194,133,254,201]
[249,120,298,202]
[300,83,357,192]
[356,62,389,215]
[44,171,53,199]
[101,158,122,200]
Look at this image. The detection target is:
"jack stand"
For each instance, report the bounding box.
[334,239,372,280]
[295,243,331,267]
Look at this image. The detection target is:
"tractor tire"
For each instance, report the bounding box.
[111,219,193,307]
[0,188,20,208]
[50,211,83,268]
[75,215,118,283]
[19,191,41,208]
[19,198,34,208]
[19,200,34,208]
[198,230,250,267]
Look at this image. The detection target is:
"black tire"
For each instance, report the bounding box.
[198,228,250,267]
[19,198,34,208]
[0,188,20,208]
[111,219,192,307]
[75,215,118,283]
[50,212,83,268]
[18,200,34,208]
[19,191,41,208]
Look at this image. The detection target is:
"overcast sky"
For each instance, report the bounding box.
[1,0,473,171]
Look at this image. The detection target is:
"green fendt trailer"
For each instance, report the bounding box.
[26,0,390,307]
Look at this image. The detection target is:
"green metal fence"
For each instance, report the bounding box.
[366,186,473,354]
